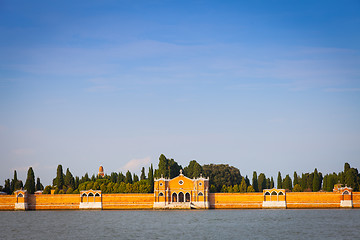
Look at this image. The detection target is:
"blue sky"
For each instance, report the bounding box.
[1,0,359,185]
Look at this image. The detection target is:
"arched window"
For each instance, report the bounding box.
[81,193,87,197]
[278,192,284,195]
[178,192,184,202]
[198,192,204,196]
[185,192,191,202]
[343,191,350,195]
[159,192,164,197]
[95,193,100,197]
[172,192,177,202]
[265,192,270,195]
[17,193,24,198]
[88,192,94,197]
[271,191,277,195]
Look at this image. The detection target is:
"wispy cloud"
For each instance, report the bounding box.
[120,157,151,172]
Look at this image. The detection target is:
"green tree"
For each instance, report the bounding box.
[312,168,321,192]
[125,170,132,184]
[277,171,282,189]
[148,164,154,193]
[64,168,75,189]
[4,179,11,194]
[133,174,139,183]
[233,184,240,192]
[293,171,299,186]
[270,177,274,189]
[247,185,255,192]
[24,167,36,194]
[293,184,302,192]
[252,171,258,192]
[55,165,64,189]
[11,170,21,193]
[345,167,358,190]
[140,167,146,180]
[257,173,266,192]
[283,174,292,191]
[43,185,51,194]
[184,160,203,178]
[202,164,242,192]
[240,178,247,193]
[36,177,44,191]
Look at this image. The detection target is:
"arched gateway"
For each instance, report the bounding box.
[153,170,210,209]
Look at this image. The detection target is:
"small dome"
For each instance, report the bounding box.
[99,166,104,172]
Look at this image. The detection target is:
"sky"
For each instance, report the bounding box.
[0,0,359,186]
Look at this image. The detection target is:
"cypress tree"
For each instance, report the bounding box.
[277,172,282,189]
[312,168,321,192]
[24,167,35,194]
[283,174,292,190]
[11,170,19,193]
[55,165,64,189]
[257,173,266,192]
[64,168,75,189]
[293,171,299,186]
[270,177,274,189]
[140,167,146,180]
[36,177,44,191]
[148,164,154,193]
[4,179,11,194]
[252,171,258,192]
[125,170,133,184]
[240,178,247,192]
[133,173,139,183]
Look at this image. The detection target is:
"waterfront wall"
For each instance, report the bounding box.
[0,192,359,210]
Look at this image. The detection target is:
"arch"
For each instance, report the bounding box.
[278,191,284,195]
[185,192,191,202]
[178,192,185,202]
[81,193,87,197]
[265,192,270,195]
[95,192,100,197]
[271,191,277,195]
[198,192,204,196]
[17,193,24,198]
[342,190,350,195]
[172,192,177,202]
[159,192,164,197]
[88,192,94,197]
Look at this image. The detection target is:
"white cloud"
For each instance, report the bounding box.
[121,157,151,172]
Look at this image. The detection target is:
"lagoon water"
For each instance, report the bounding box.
[1,209,359,240]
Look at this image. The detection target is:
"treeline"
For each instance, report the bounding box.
[1,154,359,194]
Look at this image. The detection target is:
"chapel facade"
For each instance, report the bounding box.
[153,170,210,209]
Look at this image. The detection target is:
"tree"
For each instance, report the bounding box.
[240,178,247,193]
[313,168,321,192]
[24,167,35,194]
[43,185,51,194]
[184,160,203,178]
[257,173,266,192]
[148,164,154,193]
[202,164,242,192]
[140,167,146,180]
[252,171,258,192]
[36,177,44,191]
[270,177,274,189]
[156,154,182,178]
[11,170,21,193]
[293,171,299,186]
[64,168,75,189]
[133,174,139,183]
[283,174,292,191]
[4,179,11,194]
[293,184,302,192]
[125,170,133,184]
[277,172,282,189]
[247,185,255,192]
[55,165,64,189]
[345,167,358,190]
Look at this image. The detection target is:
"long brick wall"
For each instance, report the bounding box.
[1,192,360,210]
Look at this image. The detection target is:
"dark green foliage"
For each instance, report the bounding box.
[140,167,146,180]
[11,170,21,193]
[24,167,36,194]
[293,171,299,186]
[202,164,242,192]
[240,178,247,192]
[345,164,358,191]
[245,175,250,186]
[117,172,125,183]
[184,160,203,178]
[277,172,282,189]
[64,168,75,189]
[43,185,51,194]
[252,171,258,192]
[55,165,64,189]
[282,174,292,191]
[133,174,139,183]
[4,179,11,194]
[257,173,266,192]
[266,178,270,189]
[36,177,44,191]
[156,154,182,178]
[312,168,321,192]
[125,170,133,184]
[148,164,154,192]
[110,172,118,183]
[270,177,274,189]
[75,176,80,189]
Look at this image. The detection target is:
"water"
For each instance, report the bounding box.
[1,209,359,240]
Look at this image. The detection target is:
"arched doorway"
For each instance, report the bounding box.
[172,192,177,202]
[185,192,191,202]
[178,192,184,202]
